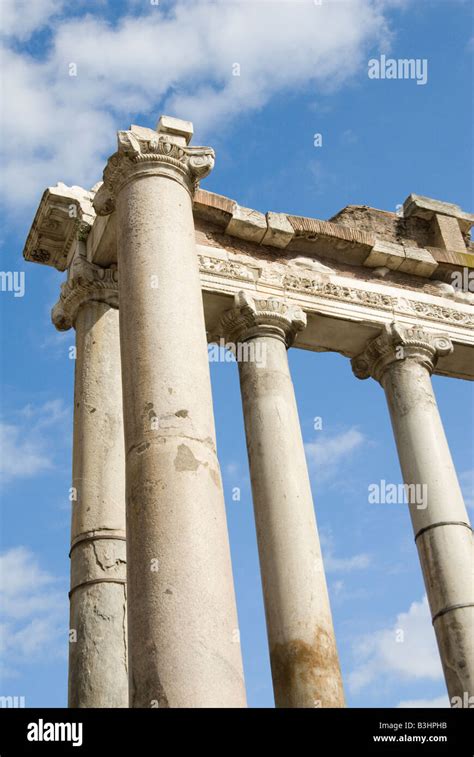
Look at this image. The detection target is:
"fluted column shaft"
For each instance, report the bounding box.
[221,292,345,708]
[94,120,246,708]
[353,323,473,702]
[53,253,127,708]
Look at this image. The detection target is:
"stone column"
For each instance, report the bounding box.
[352,322,473,702]
[220,291,345,708]
[52,252,128,707]
[93,117,246,708]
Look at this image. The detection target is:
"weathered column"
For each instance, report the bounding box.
[352,322,473,702]
[52,252,128,708]
[220,291,345,708]
[93,116,246,708]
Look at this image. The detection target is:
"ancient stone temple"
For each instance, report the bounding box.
[23,115,473,708]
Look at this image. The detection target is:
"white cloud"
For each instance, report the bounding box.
[0,0,64,41]
[0,424,52,483]
[0,0,405,209]
[0,547,67,677]
[19,399,69,430]
[321,529,371,573]
[397,695,449,708]
[348,595,444,693]
[326,551,371,572]
[0,400,70,486]
[305,427,365,481]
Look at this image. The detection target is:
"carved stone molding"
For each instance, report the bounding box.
[396,297,474,326]
[23,183,95,272]
[219,291,307,347]
[198,253,474,328]
[93,125,215,215]
[199,254,257,283]
[351,322,453,383]
[283,273,397,310]
[52,256,119,331]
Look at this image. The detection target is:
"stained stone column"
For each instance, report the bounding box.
[52,253,127,708]
[220,291,345,708]
[352,322,473,701]
[93,117,246,708]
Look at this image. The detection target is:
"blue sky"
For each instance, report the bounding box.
[0,0,473,708]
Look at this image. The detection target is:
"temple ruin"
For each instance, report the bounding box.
[22,115,473,708]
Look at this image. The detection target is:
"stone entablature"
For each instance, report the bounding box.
[191,188,474,282]
[22,177,474,381]
[197,248,474,381]
[23,184,474,284]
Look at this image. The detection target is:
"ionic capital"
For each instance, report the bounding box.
[219,291,306,347]
[93,118,214,215]
[351,321,453,383]
[52,255,119,331]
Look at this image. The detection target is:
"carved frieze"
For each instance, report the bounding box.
[198,255,257,282]
[397,297,474,327]
[198,253,474,328]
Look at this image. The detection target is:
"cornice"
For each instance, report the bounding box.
[23,183,95,272]
[23,180,473,290]
[193,189,474,283]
